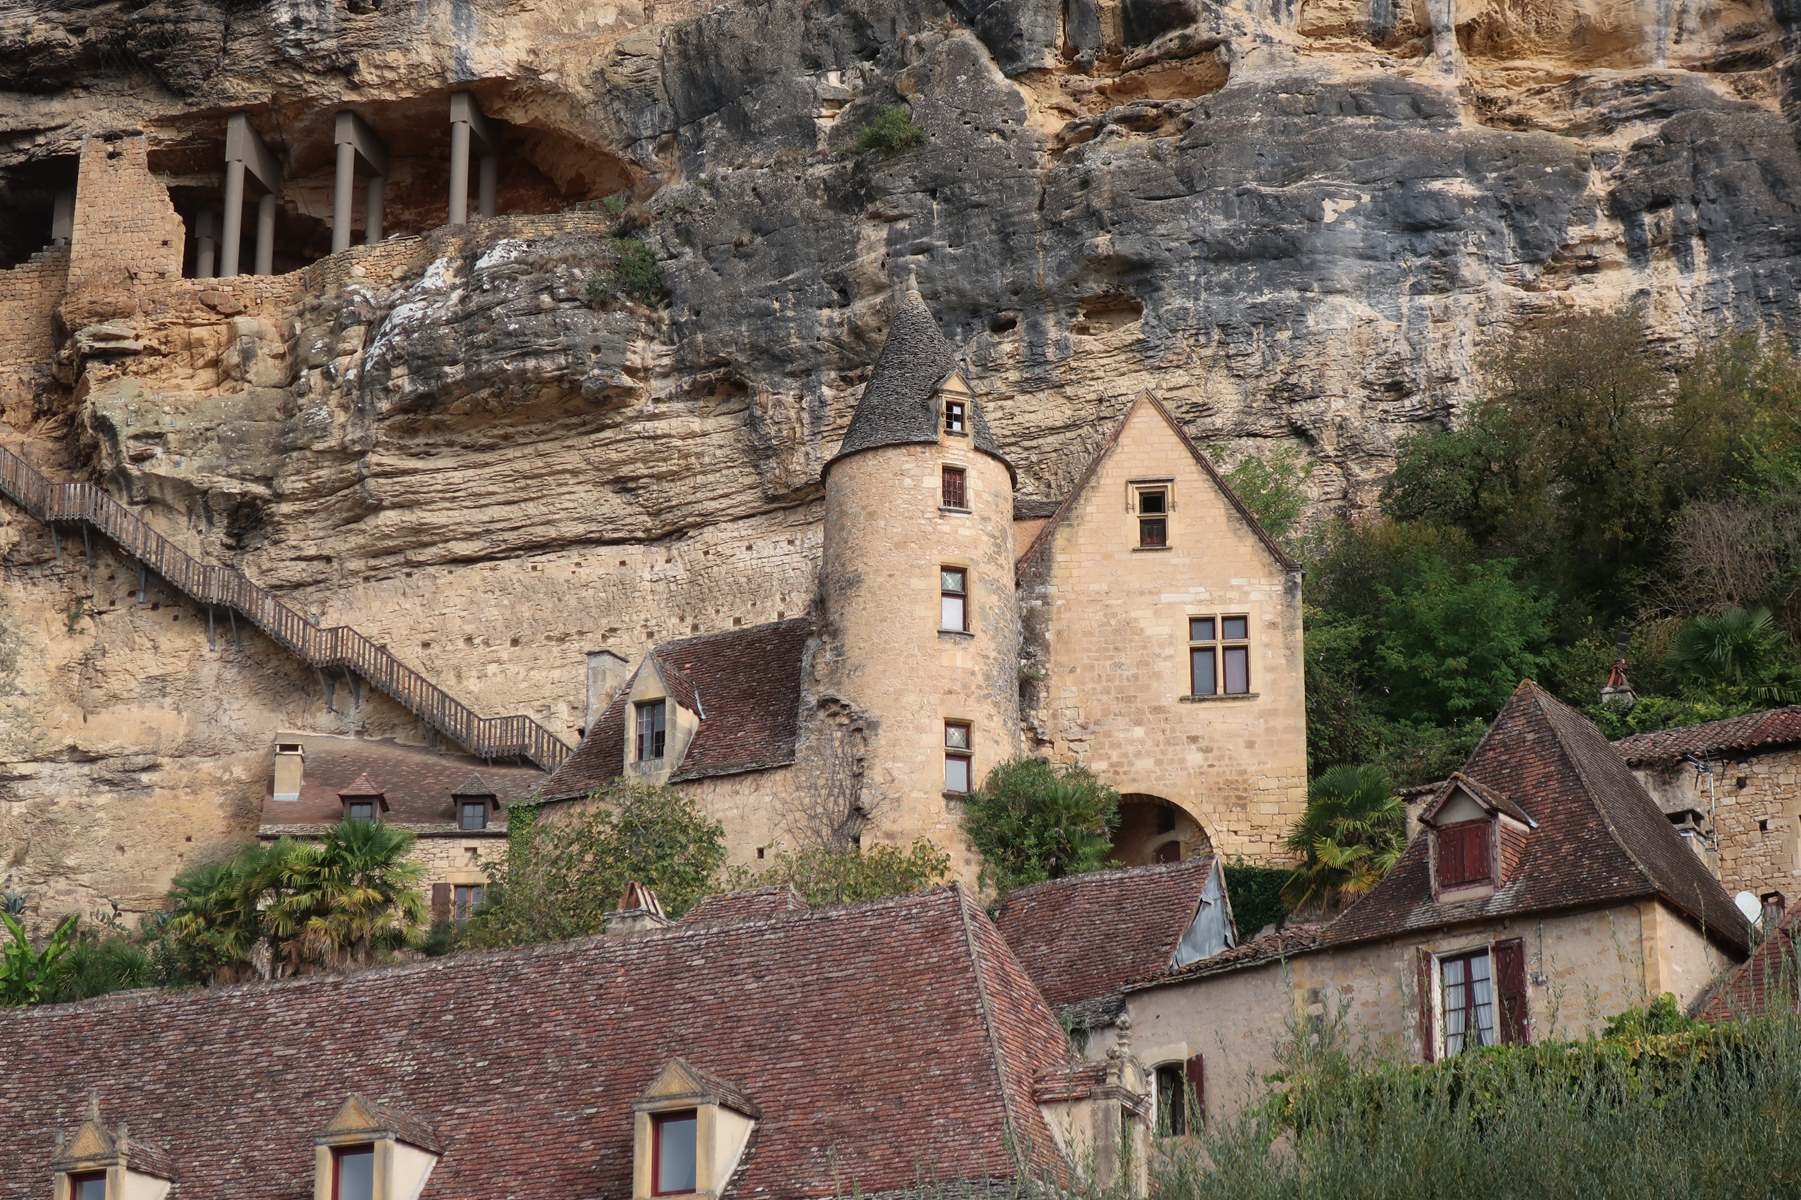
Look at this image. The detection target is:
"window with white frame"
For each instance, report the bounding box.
[944,722,972,794]
[1440,949,1497,1056]
[940,567,969,632]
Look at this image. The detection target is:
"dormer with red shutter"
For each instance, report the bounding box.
[1418,773,1536,902]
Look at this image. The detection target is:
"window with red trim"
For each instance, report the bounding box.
[332,1146,375,1200]
[1436,819,1492,888]
[652,1110,699,1195]
[69,1173,106,1200]
[941,465,967,509]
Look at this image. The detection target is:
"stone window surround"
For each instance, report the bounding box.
[1129,478,1174,549]
[939,563,970,634]
[630,1065,758,1200]
[945,719,973,797]
[1186,612,1251,699]
[940,461,970,512]
[310,1100,439,1200]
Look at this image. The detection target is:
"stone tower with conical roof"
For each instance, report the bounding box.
[815,285,1021,874]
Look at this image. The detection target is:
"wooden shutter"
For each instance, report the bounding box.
[1436,827,1463,886]
[1494,937,1530,1044]
[1416,947,1437,1063]
[1184,1052,1205,1127]
[431,883,451,924]
[1465,824,1492,882]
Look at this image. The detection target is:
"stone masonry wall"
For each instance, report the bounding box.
[62,134,185,330]
[1020,402,1307,865]
[1634,746,1801,904]
[0,247,69,426]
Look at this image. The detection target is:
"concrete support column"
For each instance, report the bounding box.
[219,158,245,278]
[255,192,276,275]
[365,175,385,244]
[478,153,497,219]
[448,119,471,226]
[195,208,219,278]
[51,189,74,246]
[332,139,356,254]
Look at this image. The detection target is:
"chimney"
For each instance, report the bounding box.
[1762,891,1786,928]
[1599,658,1637,711]
[272,739,305,801]
[605,880,671,936]
[584,650,631,737]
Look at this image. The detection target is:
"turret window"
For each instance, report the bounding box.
[945,722,973,794]
[945,400,967,435]
[636,700,668,761]
[332,1146,376,1200]
[940,568,969,632]
[941,465,967,510]
[652,1111,699,1196]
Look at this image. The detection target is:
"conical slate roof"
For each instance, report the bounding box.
[825,284,1012,478]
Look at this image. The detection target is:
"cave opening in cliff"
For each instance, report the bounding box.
[0,156,77,270]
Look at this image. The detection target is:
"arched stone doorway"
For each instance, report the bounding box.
[1113,793,1211,866]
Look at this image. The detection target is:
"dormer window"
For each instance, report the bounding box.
[331,1146,375,1200]
[69,1174,105,1200]
[1436,820,1493,889]
[347,801,376,823]
[652,1111,698,1196]
[944,399,967,435]
[459,800,489,831]
[50,1093,175,1200]
[636,700,667,761]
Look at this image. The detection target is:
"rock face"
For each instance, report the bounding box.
[2,0,1800,916]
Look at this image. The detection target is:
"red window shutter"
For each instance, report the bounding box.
[1184,1052,1205,1125]
[1437,828,1462,887]
[431,883,451,924]
[1415,947,1436,1062]
[1465,824,1491,882]
[1494,937,1530,1044]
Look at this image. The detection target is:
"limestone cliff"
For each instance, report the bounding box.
[2,0,1798,916]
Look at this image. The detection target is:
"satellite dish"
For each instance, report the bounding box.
[1735,891,1763,924]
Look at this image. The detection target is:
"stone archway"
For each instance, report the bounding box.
[1113,793,1212,866]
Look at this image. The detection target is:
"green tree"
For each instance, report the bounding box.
[0,911,79,1006]
[1372,556,1554,719]
[1281,766,1404,913]
[283,820,426,971]
[961,758,1120,896]
[164,858,267,983]
[467,781,727,948]
[1223,448,1313,549]
[728,839,952,907]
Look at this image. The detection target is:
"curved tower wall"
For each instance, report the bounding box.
[819,434,1019,877]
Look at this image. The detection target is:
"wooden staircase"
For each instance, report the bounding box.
[0,446,572,772]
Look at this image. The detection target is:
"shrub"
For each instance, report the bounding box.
[1222,863,1290,940]
[587,237,667,308]
[466,781,727,948]
[962,758,1120,896]
[855,105,926,154]
[1281,765,1404,913]
[728,839,952,907]
[1222,448,1313,550]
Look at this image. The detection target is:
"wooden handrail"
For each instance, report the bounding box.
[0,447,570,771]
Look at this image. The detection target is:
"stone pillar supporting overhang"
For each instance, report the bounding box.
[448,92,499,225]
[220,114,283,278]
[332,110,391,253]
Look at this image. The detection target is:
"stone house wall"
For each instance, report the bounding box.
[1114,900,1733,1127]
[1019,404,1307,865]
[1632,745,1801,903]
[0,246,69,423]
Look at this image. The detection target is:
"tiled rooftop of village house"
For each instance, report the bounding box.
[1613,705,1801,766]
[257,732,544,834]
[0,886,1073,1200]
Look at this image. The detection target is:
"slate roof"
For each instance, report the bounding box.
[825,285,1012,480]
[1613,706,1801,766]
[1016,391,1298,574]
[1326,682,1751,955]
[1129,924,1326,991]
[679,885,810,927]
[538,618,812,801]
[0,887,1074,1200]
[1419,772,1537,828]
[993,857,1219,1009]
[1694,906,1801,1022]
[257,734,543,834]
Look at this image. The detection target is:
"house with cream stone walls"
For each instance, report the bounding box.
[530,286,1309,881]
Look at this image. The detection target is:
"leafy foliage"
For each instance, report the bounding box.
[1222,863,1290,940]
[1281,766,1405,913]
[961,758,1120,896]
[1222,448,1313,549]
[586,237,667,308]
[854,105,927,154]
[0,911,78,1006]
[466,781,727,948]
[728,839,952,907]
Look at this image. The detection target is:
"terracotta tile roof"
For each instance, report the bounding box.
[1132,924,1327,990]
[1325,683,1751,955]
[993,857,1219,1009]
[538,618,812,800]
[0,887,1073,1200]
[1695,906,1801,1022]
[1016,392,1298,575]
[257,734,543,833]
[1613,706,1801,766]
[679,885,810,927]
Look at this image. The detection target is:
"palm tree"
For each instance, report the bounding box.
[1282,765,1405,915]
[1673,606,1790,692]
[166,859,266,983]
[292,820,426,971]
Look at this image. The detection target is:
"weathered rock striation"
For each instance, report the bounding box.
[2,0,1799,916]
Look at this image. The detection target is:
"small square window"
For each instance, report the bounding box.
[653,1110,699,1196]
[1188,617,1215,642]
[346,800,376,823]
[944,400,967,435]
[941,465,967,509]
[70,1174,106,1200]
[940,567,968,632]
[635,700,668,762]
[332,1147,375,1200]
[945,721,973,794]
[1134,484,1170,548]
[459,800,489,831]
